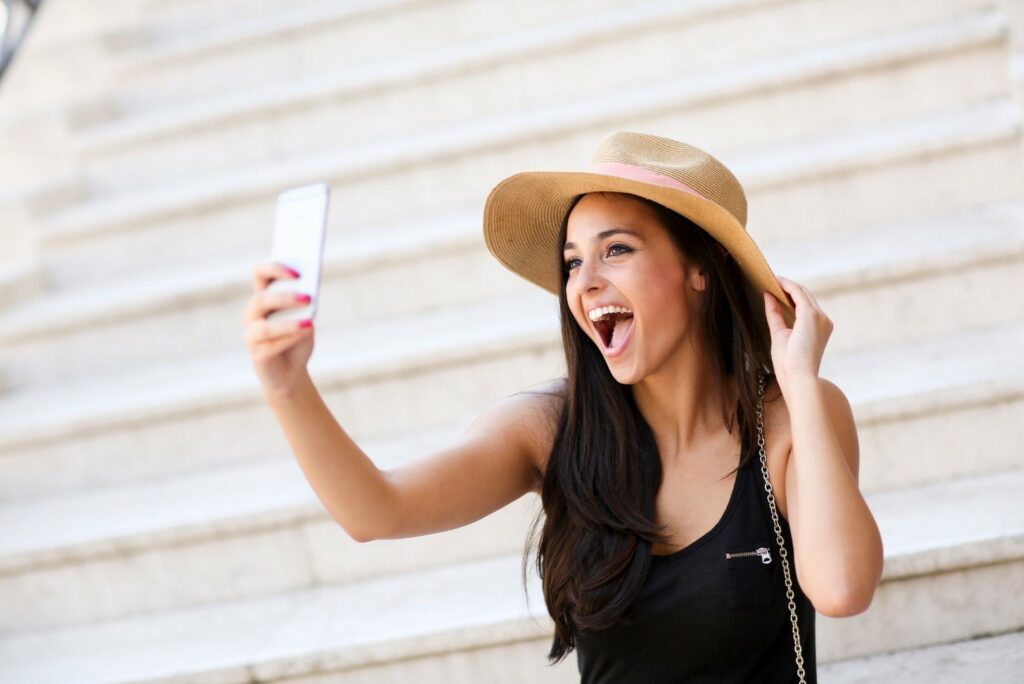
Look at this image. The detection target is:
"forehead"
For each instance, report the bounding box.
[564,192,661,242]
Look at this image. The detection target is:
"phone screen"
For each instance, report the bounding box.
[267,182,329,323]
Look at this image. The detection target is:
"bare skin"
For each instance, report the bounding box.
[556,192,796,553]
[526,373,793,556]
[650,375,792,555]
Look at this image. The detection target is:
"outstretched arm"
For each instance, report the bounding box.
[377,384,559,540]
[265,371,398,543]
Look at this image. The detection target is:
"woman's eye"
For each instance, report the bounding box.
[564,244,631,272]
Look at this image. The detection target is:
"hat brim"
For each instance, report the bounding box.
[483,170,796,331]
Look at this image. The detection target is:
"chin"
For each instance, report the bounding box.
[607,364,640,385]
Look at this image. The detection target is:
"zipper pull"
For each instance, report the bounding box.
[756,546,772,564]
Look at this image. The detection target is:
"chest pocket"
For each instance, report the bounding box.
[724,540,779,610]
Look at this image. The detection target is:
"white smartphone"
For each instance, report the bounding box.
[267,182,330,323]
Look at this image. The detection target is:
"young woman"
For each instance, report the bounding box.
[243,131,883,683]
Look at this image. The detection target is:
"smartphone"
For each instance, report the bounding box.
[266,182,329,323]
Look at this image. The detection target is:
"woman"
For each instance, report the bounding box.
[244,131,883,682]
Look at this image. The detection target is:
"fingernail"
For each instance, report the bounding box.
[286,267,301,278]
[298,319,312,328]
[295,293,311,303]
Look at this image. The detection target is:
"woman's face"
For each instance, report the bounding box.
[563,192,705,384]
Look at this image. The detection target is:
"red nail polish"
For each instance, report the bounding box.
[295,293,311,303]
[286,267,301,278]
[298,319,312,328]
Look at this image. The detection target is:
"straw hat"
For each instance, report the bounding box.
[482,131,796,332]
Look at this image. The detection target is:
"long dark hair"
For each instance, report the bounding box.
[516,191,778,664]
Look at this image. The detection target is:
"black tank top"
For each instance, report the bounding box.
[572,444,817,683]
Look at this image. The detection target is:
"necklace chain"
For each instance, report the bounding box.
[756,371,807,682]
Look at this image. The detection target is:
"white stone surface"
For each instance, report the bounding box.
[32,100,1024,298]
[2,419,1022,637]
[871,468,1024,580]
[104,0,997,118]
[0,553,556,684]
[4,193,1024,392]
[40,74,1023,247]
[0,297,1020,501]
[819,628,1024,683]
[1,475,1022,683]
[0,286,559,448]
[818,560,1024,661]
[72,6,1009,193]
[0,0,1022,679]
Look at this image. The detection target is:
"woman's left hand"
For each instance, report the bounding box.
[763,276,833,395]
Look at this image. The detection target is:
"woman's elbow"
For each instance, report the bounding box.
[813,578,879,617]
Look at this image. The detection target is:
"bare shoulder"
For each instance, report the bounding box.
[507,377,566,492]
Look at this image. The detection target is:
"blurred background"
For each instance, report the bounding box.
[1,0,1023,681]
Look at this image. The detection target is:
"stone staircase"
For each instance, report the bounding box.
[0,0,1022,681]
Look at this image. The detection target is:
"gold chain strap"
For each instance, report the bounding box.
[755,371,807,683]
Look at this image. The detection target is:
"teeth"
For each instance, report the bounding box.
[588,305,633,321]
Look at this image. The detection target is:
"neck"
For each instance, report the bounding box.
[631,357,738,466]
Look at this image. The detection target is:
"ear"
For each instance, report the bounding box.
[689,265,707,292]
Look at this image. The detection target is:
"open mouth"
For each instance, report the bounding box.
[594,312,635,352]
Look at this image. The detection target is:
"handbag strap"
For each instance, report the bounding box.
[755,370,807,683]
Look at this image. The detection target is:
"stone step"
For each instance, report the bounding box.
[0,287,564,501]
[95,0,995,121]
[1,465,1022,679]
[1,0,1019,678]
[0,0,149,118]
[815,466,1024,661]
[0,552,574,683]
[819,628,1024,683]
[35,97,1024,291]
[106,0,337,58]
[111,0,628,89]
[0,419,544,636]
[4,191,1024,393]
[0,275,1019,507]
[70,5,1011,196]
[0,0,330,126]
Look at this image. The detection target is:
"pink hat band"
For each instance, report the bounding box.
[588,161,711,203]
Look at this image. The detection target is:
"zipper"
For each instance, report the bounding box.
[725,546,772,564]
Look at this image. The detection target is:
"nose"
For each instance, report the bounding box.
[574,257,605,293]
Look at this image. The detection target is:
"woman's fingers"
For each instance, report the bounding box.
[244,262,306,324]
[777,276,832,329]
[243,291,305,325]
[775,276,801,309]
[244,260,310,343]
[251,261,299,293]
[245,315,311,349]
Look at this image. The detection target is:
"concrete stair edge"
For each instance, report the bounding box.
[1,442,1022,587]
[72,3,1009,153]
[0,303,1019,462]
[4,192,1023,345]
[35,93,1022,244]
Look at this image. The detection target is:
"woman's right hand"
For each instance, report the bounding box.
[243,261,316,398]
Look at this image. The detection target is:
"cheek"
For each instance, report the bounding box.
[568,303,591,335]
[636,272,684,311]
[636,277,690,339]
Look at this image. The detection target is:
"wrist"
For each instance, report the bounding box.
[263,372,313,405]
[781,373,821,396]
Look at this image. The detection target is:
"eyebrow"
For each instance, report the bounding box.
[563,228,643,252]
